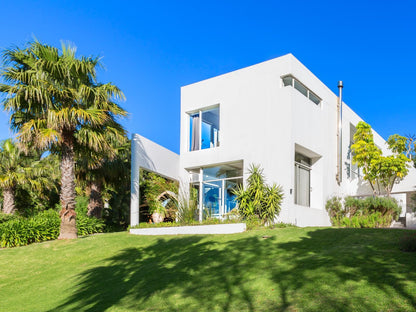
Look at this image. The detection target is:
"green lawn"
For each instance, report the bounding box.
[0,228,415,312]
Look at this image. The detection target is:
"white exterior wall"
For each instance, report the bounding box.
[131,53,416,227]
[130,134,179,226]
[179,54,396,227]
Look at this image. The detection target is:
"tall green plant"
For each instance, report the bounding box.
[177,187,198,223]
[0,139,28,214]
[0,139,52,214]
[139,170,178,223]
[76,136,128,218]
[234,164,284,224]
[351,122,411,196]
[0,41,127,239]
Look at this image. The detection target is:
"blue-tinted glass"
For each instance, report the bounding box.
[203,164,243,181]
[201,107,219,149]
[203,180,222,217]
[225,179,241,213]
[189,113,200,151]
[189,116,193,151]
[203,166,221,181]
[201,121,211,149]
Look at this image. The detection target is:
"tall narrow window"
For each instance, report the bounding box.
[190,113,200,151]
[189,106,219,151]
[295,153,311,207]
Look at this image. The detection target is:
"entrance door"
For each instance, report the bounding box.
[295,163,310,207]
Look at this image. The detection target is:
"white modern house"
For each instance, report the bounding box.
[130,54,416,227]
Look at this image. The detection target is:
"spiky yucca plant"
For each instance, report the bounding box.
[234,164,284,224]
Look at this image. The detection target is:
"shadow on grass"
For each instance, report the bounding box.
[48,228,416,312]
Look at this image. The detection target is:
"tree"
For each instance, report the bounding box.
[0,139,28,214]
[234,164,284,224]
[0,139,49,214]
[76,135,128,219]
[351,122,411,196]
[0,41,126,238]
[403,134,416,168]
[350,122,382,193]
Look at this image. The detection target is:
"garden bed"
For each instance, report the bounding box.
[129,222,246,235]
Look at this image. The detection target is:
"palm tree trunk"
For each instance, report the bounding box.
[3,187,16,214]
[58,131,77,239]
[87,181,103,218]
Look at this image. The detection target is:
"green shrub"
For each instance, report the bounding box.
[245,215,263,230]
[0,210,105,248]
[0,213,20,224]
[399,233,416,252]
[234,164,284,224]
[325,196,344,221]
[77,215,105,235]
[344,196,364,217]
[364,196,400,219]
[75,196,89,216]
[177,188,198,223]
[0,210,60,248]
[326,196,399,228]
[335,212,392,228]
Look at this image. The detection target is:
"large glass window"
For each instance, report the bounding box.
[295,152,311,207]
[189,106,219,151]
[189,162,243,219]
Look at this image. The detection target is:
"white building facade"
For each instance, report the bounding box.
[130,54,416,227]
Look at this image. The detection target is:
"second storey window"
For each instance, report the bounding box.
[282,75,321,105]
[189,106,219,151]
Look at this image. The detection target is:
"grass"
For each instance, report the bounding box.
[0,227,415,312]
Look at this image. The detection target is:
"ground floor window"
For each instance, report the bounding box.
[189,162,243,219]
[295,153,311,207]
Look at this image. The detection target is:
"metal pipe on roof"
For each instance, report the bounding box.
[336,81,343,184]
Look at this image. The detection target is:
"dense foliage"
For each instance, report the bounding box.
[325,196,401,228]
[139,170,178,223]
[351,122,413,196]
[0,209,104,248]
[0,41,127,239]
[0,139,59,215]
[176,187,199,224]
[234,164,284,224]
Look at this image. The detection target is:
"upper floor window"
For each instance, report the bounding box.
[189,106,219,151]
[282,75,321,105]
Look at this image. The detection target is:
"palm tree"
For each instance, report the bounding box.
[0,41,127,238]
[76,136,128,218]
[0,139,45,214]
[0,139,26,214]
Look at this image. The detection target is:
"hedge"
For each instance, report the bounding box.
[0,210,105,248]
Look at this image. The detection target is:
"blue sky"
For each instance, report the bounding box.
[0,0,415,153]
